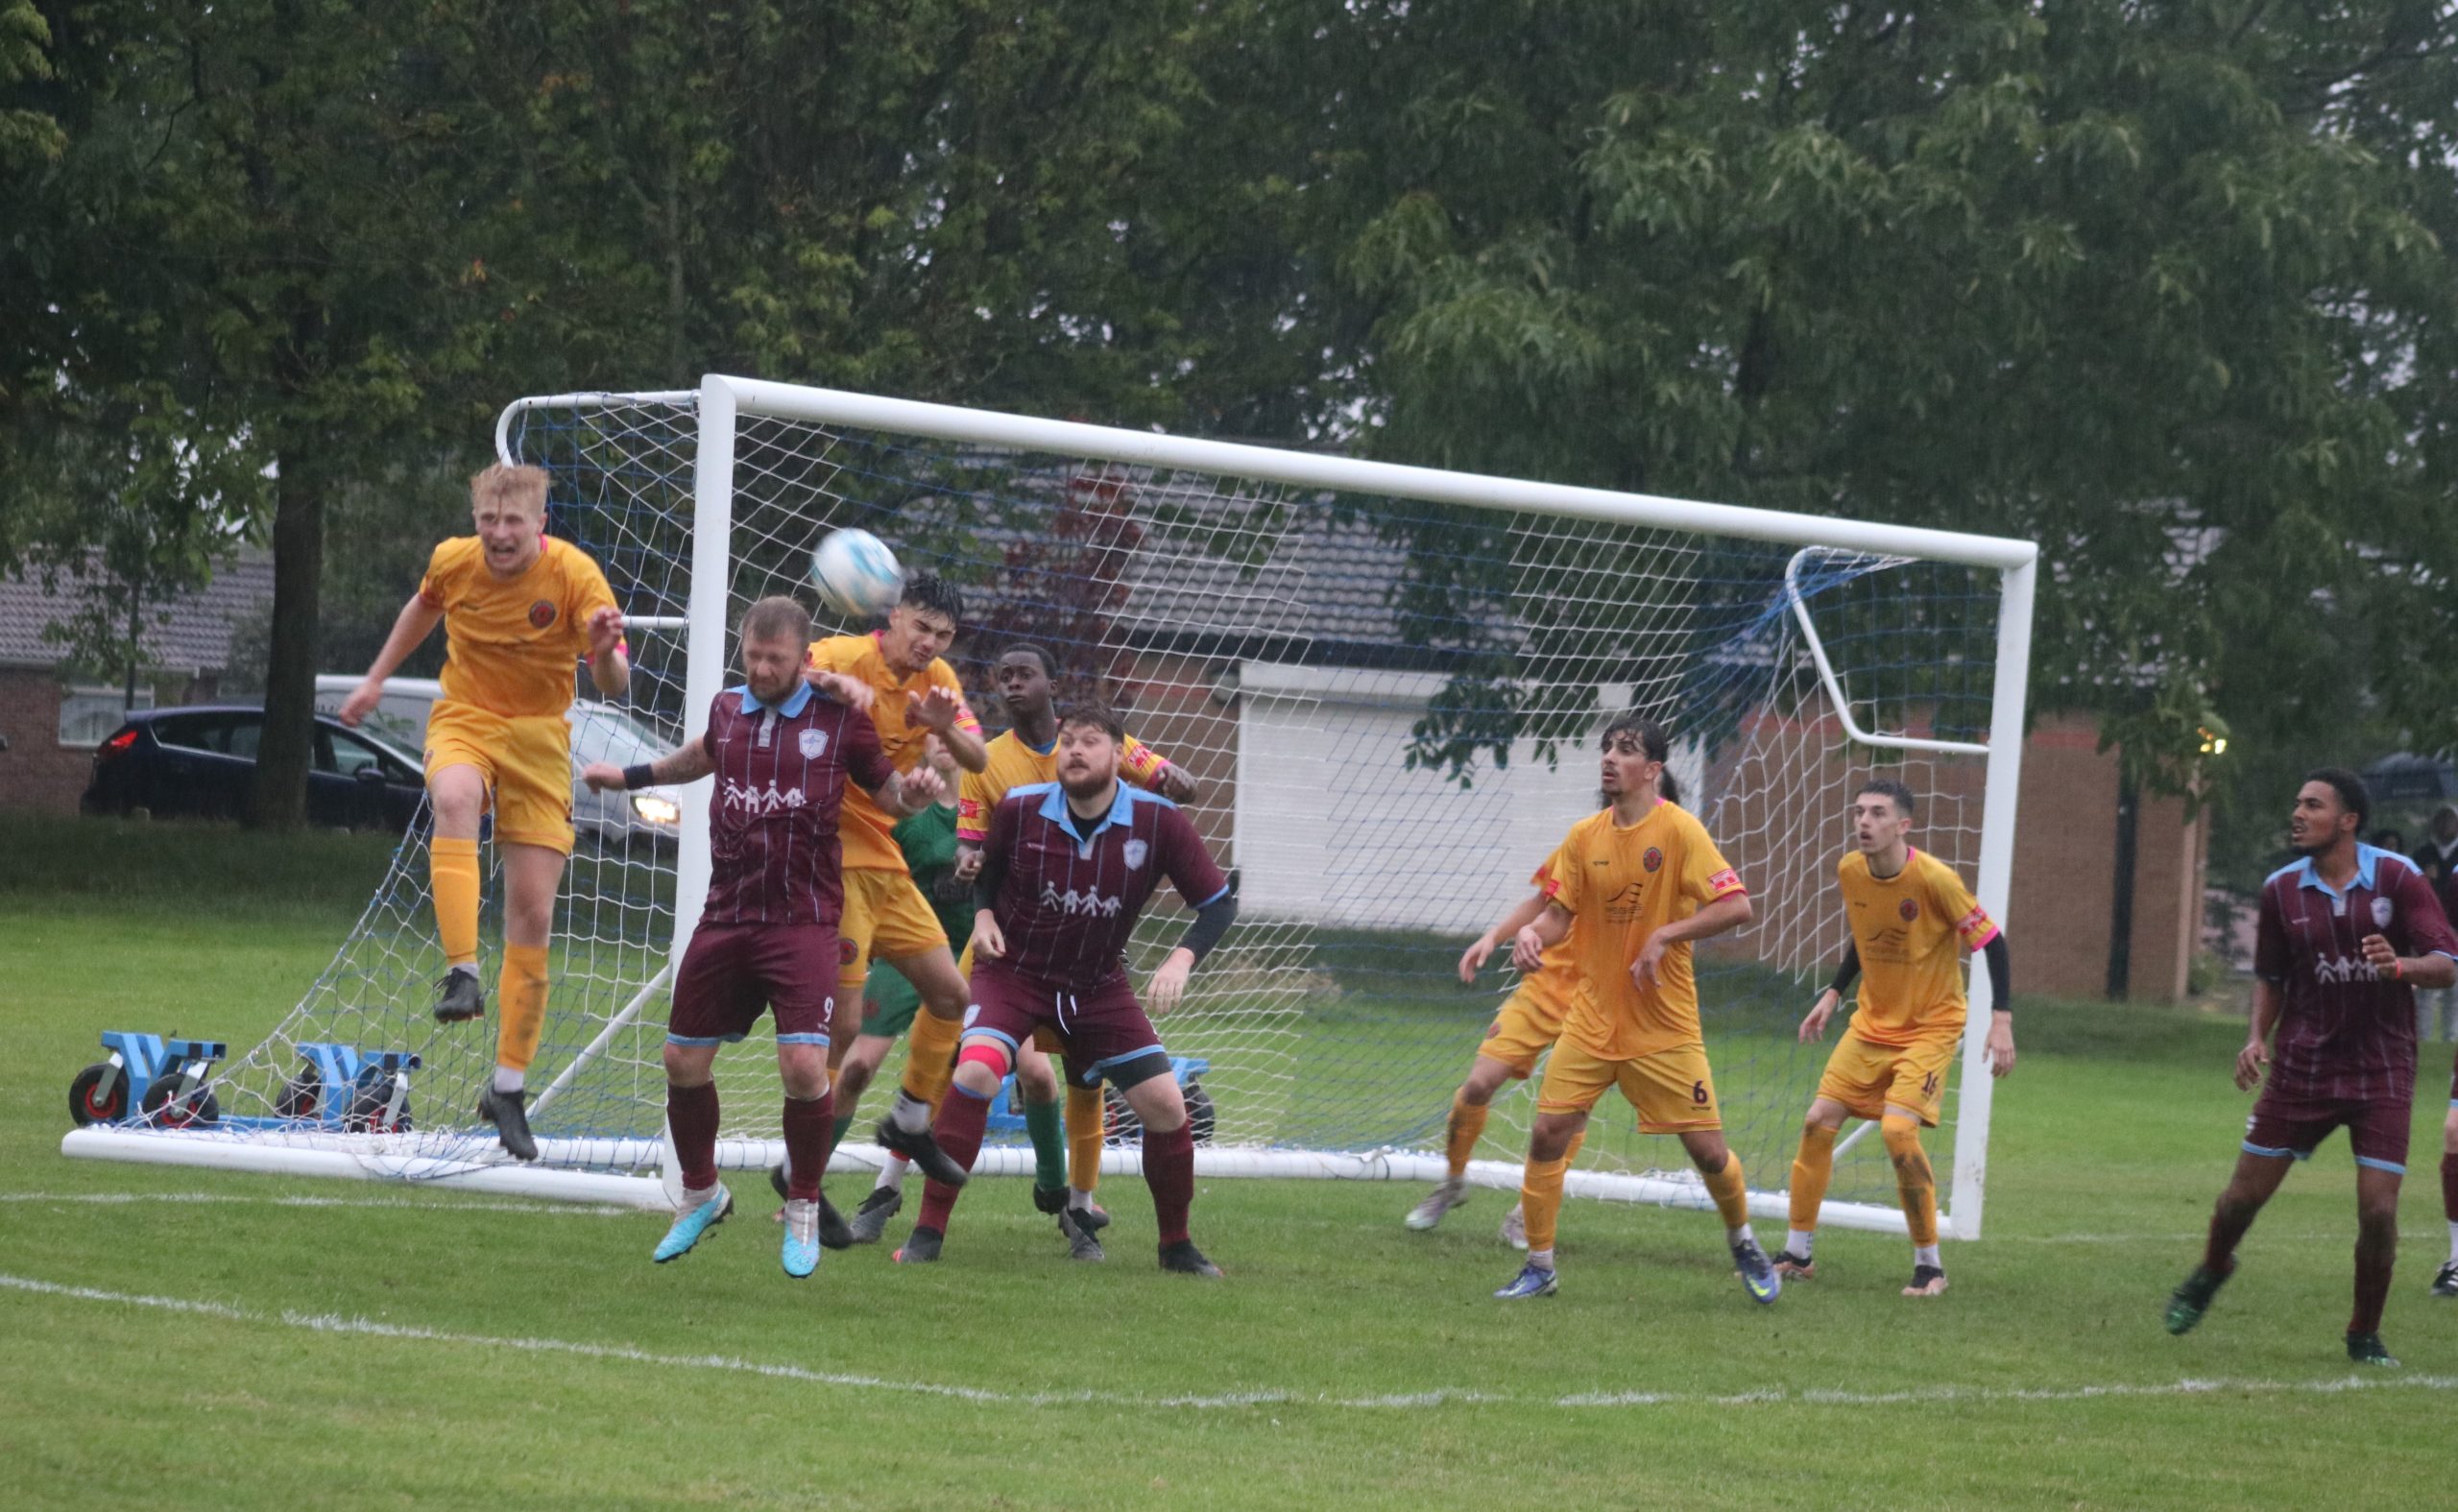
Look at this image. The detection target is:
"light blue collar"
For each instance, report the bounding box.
[2295,844,2384,899]
[731,681,814,718]
[1031,779,1136,837]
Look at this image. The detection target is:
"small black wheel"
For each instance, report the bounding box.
[1186,1078,1217,1145]
[140,1074,221,1129]
[347,1068,409,1133]
[277,1070,320,1121]
[69,1063,127,1126]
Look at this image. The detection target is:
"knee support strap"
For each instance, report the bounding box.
[1102,1049,1173,1092]
[956,1039,1014,1084]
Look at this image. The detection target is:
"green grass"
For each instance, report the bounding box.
[6,814,2458,1507]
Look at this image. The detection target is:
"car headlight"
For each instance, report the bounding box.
[629,792,682,827]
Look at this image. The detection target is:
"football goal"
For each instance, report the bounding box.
[62,375,2036,1237]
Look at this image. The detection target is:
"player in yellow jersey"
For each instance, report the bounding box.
[1774,779,2015,1296]
[1405,859,1581,1242]
[802,573,990,1189]
[339,464,629,1159]
[1493,712,1778,1304]
[855,640,1198,1254]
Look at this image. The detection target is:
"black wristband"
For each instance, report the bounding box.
[622,763,656,791]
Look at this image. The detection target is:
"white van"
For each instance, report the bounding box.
[312,676,685,850]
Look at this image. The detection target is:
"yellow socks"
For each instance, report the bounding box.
[494,943,550,1078]
[1702,1150,1750,1231]
[1065,1081,1105,1192]
[902,1008,962,1106]
[1445,1090,1490,1178]
[1520,1154,1569,1259]
[430,837,480,967]
[1790,1121,1838,1234]
[1882,1115,1939,1246]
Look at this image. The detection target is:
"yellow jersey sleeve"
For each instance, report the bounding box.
[928,659,984,738]
[1121,734,1169,786]
[1675,810,1747,906]
[959,731,1048,843]
[1538,830,1589,915]
[1929,854,1998,949]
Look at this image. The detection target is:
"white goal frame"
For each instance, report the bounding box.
[65,373,2036,1238]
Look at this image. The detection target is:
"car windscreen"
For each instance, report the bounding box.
[567,708,671,769]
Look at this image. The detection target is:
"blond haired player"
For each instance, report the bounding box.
[1492,712,1778,1304]
[339,463,628,1159]
[804,573,989,1188]
[1774,779,2014,1297]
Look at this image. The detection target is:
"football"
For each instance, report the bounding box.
[809,527,904,617]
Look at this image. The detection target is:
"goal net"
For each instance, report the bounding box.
[63,377,2034,1237]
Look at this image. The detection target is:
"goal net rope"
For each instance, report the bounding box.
[66,380,2032,1237]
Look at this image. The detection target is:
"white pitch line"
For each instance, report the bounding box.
[0,1191,637,1218]
[5,1271,2454,1413]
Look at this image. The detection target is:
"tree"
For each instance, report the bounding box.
[1279,1,2458,797]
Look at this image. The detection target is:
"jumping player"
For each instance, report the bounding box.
[1492,712,1778,1305]
[581,596,941,1277]
[1774,779,2015,1296]
[894,705,1238,1276]
[804,574,989,1189]
[2165,769,2458,1366]
[341,463,628,1160]
[899,640,1199,1257]
[828,734,1073,1247]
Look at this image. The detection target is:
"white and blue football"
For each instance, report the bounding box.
[810,528,904,618]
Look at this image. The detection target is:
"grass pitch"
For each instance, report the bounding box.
[5,814,2458,1509]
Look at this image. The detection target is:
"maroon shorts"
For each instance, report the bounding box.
[668,922,840,1049]
[2244,1086,2412,1174]
[965,965,1165,1089]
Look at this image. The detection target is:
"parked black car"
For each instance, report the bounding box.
[81,706,427,831]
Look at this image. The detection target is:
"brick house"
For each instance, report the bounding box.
[0,551,275,816]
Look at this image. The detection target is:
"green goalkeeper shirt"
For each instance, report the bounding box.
[890,801,973,944]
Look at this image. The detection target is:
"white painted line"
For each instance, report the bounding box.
[5,1271,2452,1412]
[0,1191,637,1217]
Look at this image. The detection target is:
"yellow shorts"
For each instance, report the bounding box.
[840,868,951,993]
[954,938,1064,1054]
[1477,982,1571,1079]
[1816,1028,1957,1127]
[1535,1036,1722,1134]
[423,702,574,854]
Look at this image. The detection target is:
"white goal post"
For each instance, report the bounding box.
[64,373,2036,1239]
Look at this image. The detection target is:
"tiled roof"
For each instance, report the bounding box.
[0,549,275,673]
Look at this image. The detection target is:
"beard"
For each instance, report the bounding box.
[1059,765,1115,800]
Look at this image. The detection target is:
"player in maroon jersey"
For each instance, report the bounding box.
[580,596,945,1279]
[891,704,1239,1276]
[2165,768,2458,1365]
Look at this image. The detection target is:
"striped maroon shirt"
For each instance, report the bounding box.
[694,683,892,926]
[2255,845,2458,1102]
[977,780,1228,991]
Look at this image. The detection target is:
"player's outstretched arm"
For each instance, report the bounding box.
[1150,890,1239,1017]
[584,606,631,699]
[1510,901,1573,972]
[867,760,944,819]
[1462,891,1551,983]
[1633,892,1753,989]
[580,736,716,794]
[339,594,444,727]
[907,685,988,772]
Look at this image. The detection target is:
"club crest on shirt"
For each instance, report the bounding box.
[527,599,557,630]
[1124,839,1149,871]
[1643,847,1663,873]
[2373,896,2395,929]
[799,728,830,759]
[1899,898,1920,923]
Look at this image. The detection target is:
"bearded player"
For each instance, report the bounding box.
[341,463,628,1160]
[804,574,989,1190]
[894,705,1237,1276]
[2166,769,2458,1366]
[1773,779,2014,1297]
[1492,712,1778,1305]
[880,640,1201,1258]
[581,596,942,1276]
